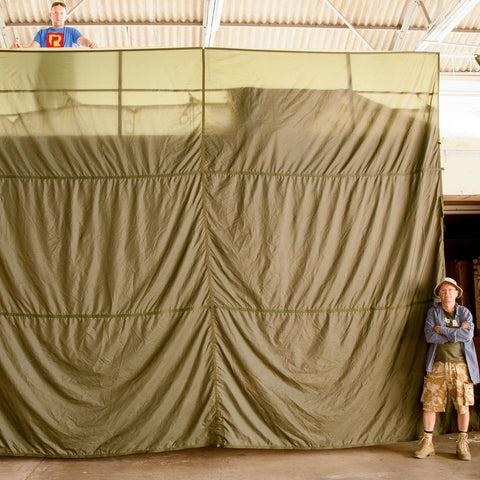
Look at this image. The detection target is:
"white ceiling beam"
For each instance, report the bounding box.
[394,0,422,51]
[422,39,480,49]
[321,0,374,50]
[416,0,480,50]
[202,0,224,48]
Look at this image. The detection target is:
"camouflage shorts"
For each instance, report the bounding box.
[421,361,475,414]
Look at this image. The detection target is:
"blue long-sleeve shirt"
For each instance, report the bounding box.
[424,302,479,384]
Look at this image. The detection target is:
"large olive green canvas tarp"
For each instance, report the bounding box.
[0,48,442,457]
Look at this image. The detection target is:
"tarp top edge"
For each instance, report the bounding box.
[0,47,441,57]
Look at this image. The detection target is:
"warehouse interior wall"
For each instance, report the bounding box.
[440,75,480,196]
[0,49,445,457]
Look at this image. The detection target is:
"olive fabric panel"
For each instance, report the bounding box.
[0,312,215,457]
[0,49,441,457]
[206,173,440,311]
[214,306,428,448]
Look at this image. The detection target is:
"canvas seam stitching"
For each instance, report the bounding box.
[199,48,222,445]
[0,306,209,319]
[215,300,431,315]
[0,300,431,319]
[206,168,441,179]
[0,168,440,181]
[0,172,201,180]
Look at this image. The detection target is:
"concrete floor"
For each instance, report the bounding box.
[0,432,479,480]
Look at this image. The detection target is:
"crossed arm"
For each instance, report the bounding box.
[424,308,474,344]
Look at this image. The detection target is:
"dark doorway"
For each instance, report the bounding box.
[443,212,480,330]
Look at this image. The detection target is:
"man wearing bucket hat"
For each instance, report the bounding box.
[414,277,479,461]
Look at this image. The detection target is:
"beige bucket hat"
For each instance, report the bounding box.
[433,277,463,298]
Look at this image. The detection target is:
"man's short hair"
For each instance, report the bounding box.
[51,2,67,9]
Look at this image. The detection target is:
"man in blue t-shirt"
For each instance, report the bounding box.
[11,2,97,49]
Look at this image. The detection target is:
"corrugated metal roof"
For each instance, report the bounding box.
[1,0,479,73]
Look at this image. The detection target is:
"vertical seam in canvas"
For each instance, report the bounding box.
[200,48,222,443]
[117,51,123,136]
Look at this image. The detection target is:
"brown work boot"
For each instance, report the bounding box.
[414,432,435,458]
[456,432,471,461]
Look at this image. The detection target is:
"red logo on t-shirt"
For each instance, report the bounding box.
[47,32,64,47]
